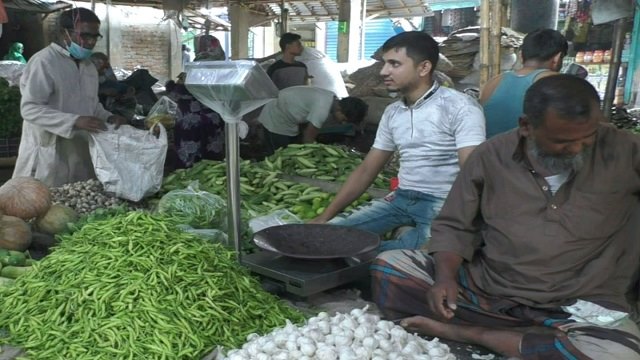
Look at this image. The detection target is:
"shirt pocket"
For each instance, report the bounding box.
[561,190,634,239]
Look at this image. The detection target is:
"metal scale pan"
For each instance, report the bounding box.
[242,224,381,297]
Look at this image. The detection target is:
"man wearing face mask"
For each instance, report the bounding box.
[13,7,127,187]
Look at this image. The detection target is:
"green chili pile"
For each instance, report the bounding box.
[0,211,304,359]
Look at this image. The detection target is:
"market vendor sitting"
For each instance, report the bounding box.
[309,31,485,252]
[372,75,640,360]
[257,85,368,155]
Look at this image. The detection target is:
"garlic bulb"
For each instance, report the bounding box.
[220,306,455,359]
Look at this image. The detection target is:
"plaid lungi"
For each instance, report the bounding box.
[371,249,640,360]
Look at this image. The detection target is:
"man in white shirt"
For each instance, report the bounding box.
[14,8,126,187]
[258,86,368,155]
[310,31,486,252]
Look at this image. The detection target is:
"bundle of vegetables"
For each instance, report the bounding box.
[161,160,370,220]
[0,212,304,359]
[219,307,455,360]
[157,183,226,229]
[50,179,125,215]
[262,144,395,189]
[0,78,22,138]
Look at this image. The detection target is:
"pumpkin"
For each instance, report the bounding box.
[36,204,78,235]
[0,215,32,251]
[0,177,52,220]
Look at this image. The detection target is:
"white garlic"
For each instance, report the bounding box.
[324,334,336,346]
[353,346,370,359]
[317,311,329,319]
[362,336,379,350]
[379,338,393,352]
[340,317,358,330]
[315,346,338,360]
[376,320,394,332]
[337,347,357,360]
[307,329,325,342]
[390,326,408,342]
[262,341,277,354]
[334,334,352,347]
[428,347,445,357]
[318,320,332,335]
[300,342,316,356]
[350,308,365,318]
[272,352,288,360]
[285,340,298,352]
[296,336,313,347]
[353,325,369,340]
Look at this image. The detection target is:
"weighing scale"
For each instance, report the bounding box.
[185,61,381,297]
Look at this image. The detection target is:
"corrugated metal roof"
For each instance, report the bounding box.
[3,0,71,13]
[67,0,477,25]
[258,0,478,22]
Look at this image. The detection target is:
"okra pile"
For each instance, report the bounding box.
[0,212,304,359]
[161,154,372,221]
[263,144,394,188]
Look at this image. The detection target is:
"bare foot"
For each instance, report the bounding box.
[400,316,458,339]
[399,316,523,358]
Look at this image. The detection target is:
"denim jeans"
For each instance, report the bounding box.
[329,188,445,252]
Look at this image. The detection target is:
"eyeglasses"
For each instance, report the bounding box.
[67,30,103,42]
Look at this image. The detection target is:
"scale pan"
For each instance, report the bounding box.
[253,224,380,259]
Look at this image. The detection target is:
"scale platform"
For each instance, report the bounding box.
[241,251,374,297]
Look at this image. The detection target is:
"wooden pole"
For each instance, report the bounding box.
[489,0,502,78]
[479,0,491,88]
[602,18,628,120]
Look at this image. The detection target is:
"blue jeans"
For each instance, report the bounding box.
[329,188,445,252]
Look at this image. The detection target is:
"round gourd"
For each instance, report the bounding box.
[0,215,32,251]
[36,204,78,235]
[0,177,52,220]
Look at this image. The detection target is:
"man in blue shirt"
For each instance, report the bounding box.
[481,29,567,138]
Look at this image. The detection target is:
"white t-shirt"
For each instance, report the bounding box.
[373,83,486,198]
[258,86,334,136]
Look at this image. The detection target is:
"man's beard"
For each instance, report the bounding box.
[527,136,591,174]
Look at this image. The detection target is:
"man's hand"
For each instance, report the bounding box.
[426,278,458,320]
[75,116,107,132]
[107,115,128,129]
[307,216,328,224]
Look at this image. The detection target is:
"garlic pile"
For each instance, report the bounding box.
[220,307,456,360]
[50,179,124,215]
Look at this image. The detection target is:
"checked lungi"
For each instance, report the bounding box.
[371,249,640,360]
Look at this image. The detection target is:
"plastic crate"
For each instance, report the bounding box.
[0,137,19,158]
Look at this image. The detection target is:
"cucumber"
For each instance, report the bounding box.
[25,259,38,266]
[8,250,26,259]
[1,266,32,279]
[0,254,26,267]
[0,249,9,258]
[0,277,14,286]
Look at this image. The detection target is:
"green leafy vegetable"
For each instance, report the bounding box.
[0,79,22,138]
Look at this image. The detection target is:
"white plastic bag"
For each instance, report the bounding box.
[249,209,302,233]
[88,123,168,201]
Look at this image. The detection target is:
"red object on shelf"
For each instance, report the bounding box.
[390,177,399,191]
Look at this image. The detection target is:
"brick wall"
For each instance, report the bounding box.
[119,22,172,81]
